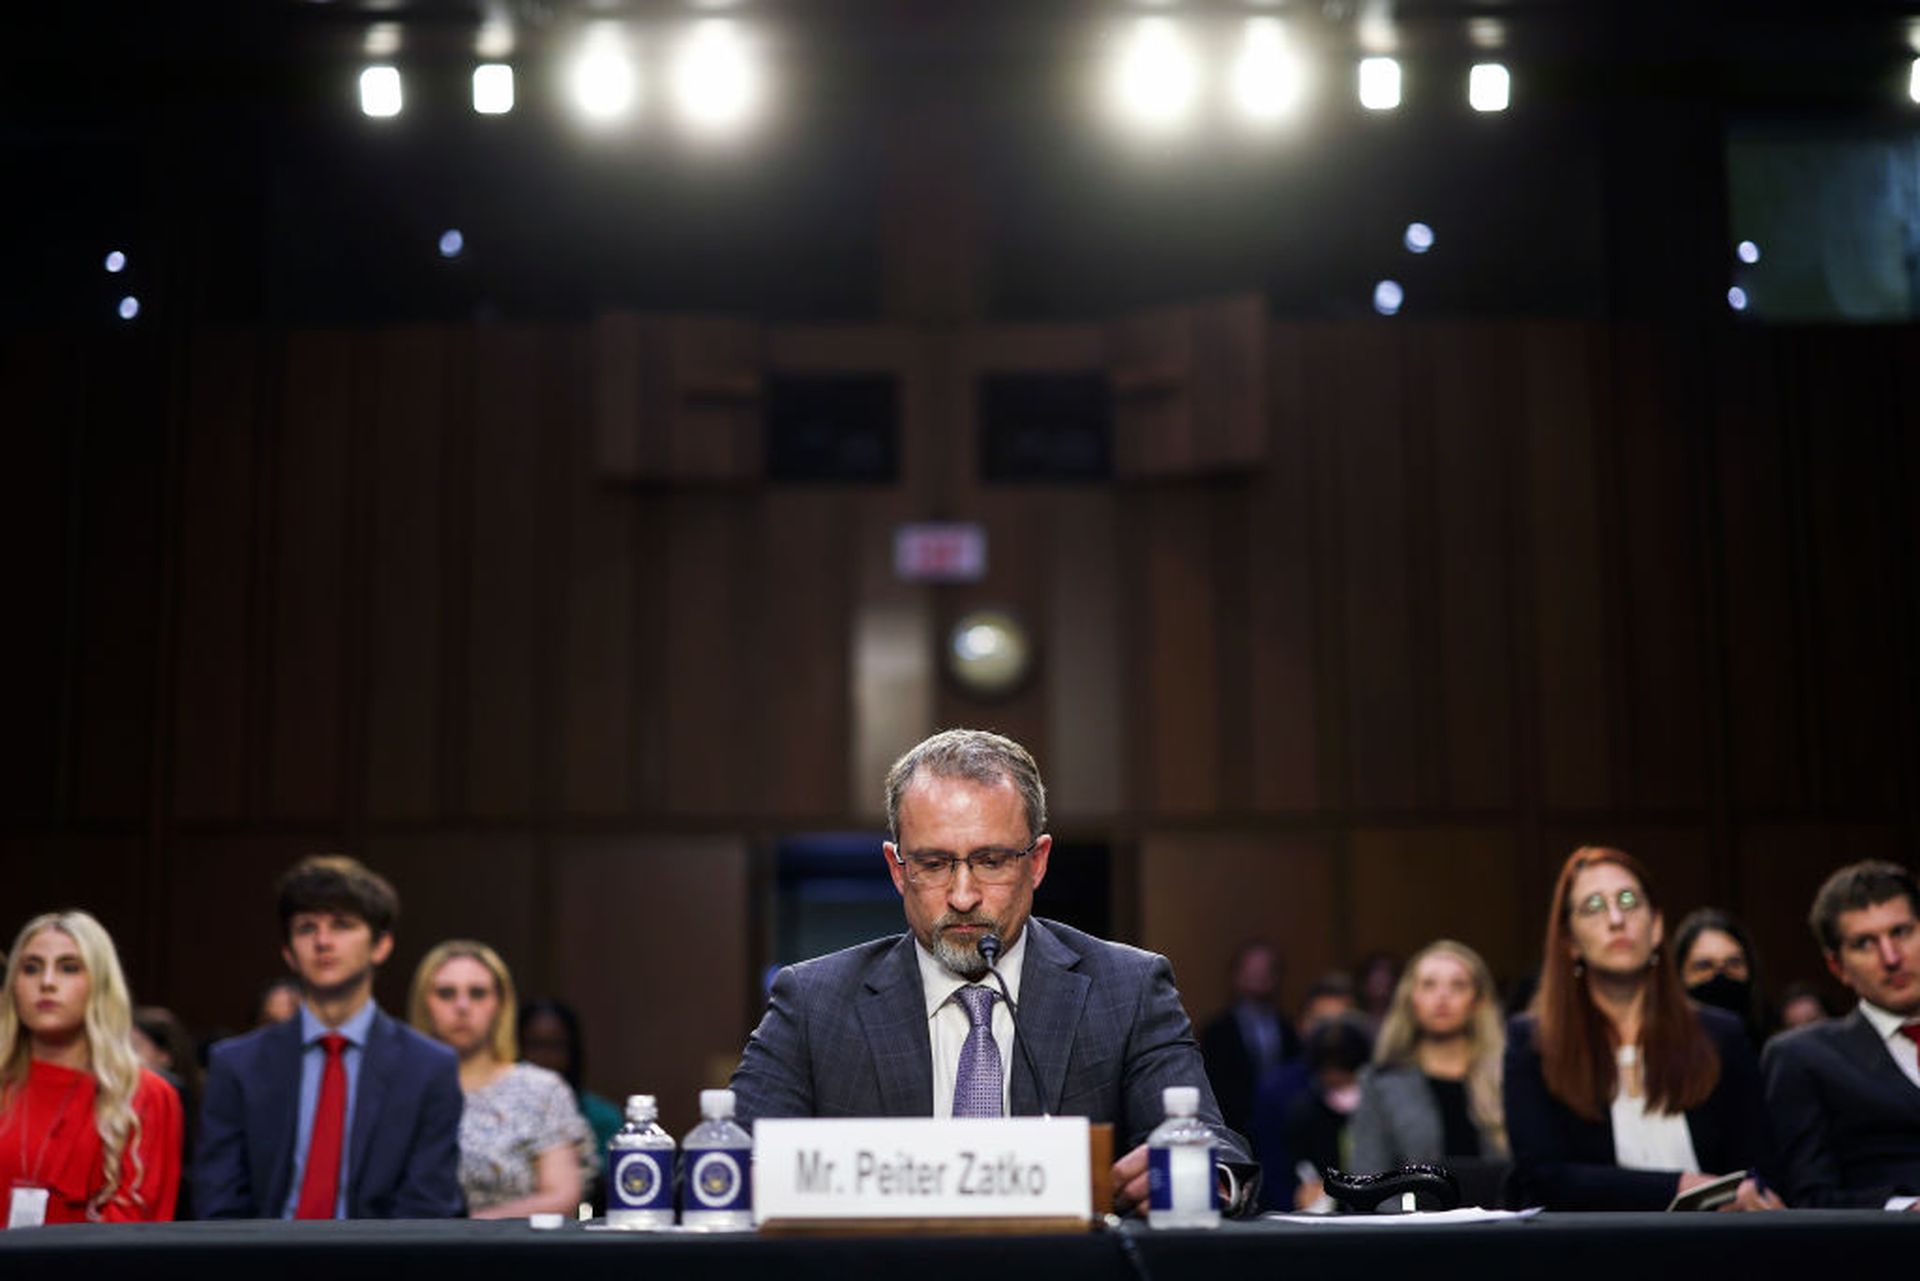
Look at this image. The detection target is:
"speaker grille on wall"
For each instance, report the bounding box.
[765,373,900,483]
[978,371,1112,483]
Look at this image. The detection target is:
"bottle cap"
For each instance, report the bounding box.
[700,1088,737,1119]
[625,1094,658,1121]
[1162,1086,1200,1117]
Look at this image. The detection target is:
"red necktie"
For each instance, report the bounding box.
[1900,1023,1920,1049]
[295,1033,349,1220]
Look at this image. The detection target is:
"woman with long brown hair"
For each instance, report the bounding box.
[0,911,183,1223]
[1503,848,1780,1210]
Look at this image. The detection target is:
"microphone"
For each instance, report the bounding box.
[977,933,1049,1118]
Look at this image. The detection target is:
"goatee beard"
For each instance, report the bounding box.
[932,936,990,980]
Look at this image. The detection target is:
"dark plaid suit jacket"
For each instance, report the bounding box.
[730,917,1253,1176]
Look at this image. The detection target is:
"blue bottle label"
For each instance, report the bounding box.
[684,1147,753,1212]
[1148,1144,1218,1212]
[608,1149,673,1212]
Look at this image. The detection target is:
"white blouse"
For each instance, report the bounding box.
[1608,1045,1700,1173]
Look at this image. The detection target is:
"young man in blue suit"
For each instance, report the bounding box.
[195,856,463,1218]
[730,729,1259,1216]
[1763,860,1920,1209]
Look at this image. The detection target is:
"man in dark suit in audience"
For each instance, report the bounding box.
[1762,860,1920,1209]
[1201,941,1299,1141]
[730,728,1259,1216]
[195,855,463,1219]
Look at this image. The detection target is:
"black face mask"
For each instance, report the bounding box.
[1688,973,1753,1019]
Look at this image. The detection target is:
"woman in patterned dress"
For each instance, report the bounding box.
[409,940,589,1218]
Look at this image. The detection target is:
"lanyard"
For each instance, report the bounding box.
[11,1067,88,1189]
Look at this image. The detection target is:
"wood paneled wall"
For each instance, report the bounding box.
[2,318,1916,1112]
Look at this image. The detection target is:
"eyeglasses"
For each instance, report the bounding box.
[891,838,1039,887]
[1572,888,1644,918]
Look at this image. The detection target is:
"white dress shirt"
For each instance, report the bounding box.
[916,927,1027,1119]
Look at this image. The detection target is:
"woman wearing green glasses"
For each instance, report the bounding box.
[1503,846,1782,1210]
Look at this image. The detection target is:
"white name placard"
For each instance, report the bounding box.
[753,1117,1092,1224]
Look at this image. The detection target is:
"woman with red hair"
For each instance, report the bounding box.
[1503,848,1780,1210]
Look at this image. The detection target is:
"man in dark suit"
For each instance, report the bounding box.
[1762,860,1920,1209]
[730,729,1258,1216]
[195,856,463,1219]
[1200,941,1299,1141]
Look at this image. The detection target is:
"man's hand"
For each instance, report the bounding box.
[1111,1143,1151,1218]
[1721,1178,1784,1212]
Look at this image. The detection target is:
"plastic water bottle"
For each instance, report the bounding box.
[680,1089,754,1232]
[605,1094,676,1229]
[1147,1085,1220,1229]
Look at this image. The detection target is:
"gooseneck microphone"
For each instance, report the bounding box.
[977,933,1049,1117]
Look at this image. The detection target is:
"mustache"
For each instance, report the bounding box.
[935,911,997,931]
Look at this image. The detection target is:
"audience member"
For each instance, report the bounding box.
[1200,941,1299,1140]
[194,855,462,1219]
[255,977,303,1027]
[1504,847,1780,1211]
[1351,940,1510,1206]
[0,911,182,1222]
[1762,860,1920,1208]
[132,1005,202,1217]
[1248,972,1359,1210]
[1284,1014,1372,1209]
[729,728,1259,1217]
[519,999,624,1156]
[411,941,589,1219]
[1355,950,1401,1032]
[1776,982,1832,1032]
[1674,908,1774,1046]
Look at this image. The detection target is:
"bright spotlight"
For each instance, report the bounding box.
[1469,62,1510,112]
[572,26,638,122]
[438,229,465,259]
[117,295,140,321]
[473,64,514,115]
[672,20,763,134]
[1358,57,1401,111]
[1911,57,1920,104]
[1231,18,1304,123]
[1728,286,1749,312]
[1403,222,1434,254]
[1111,18,1201,132]
[1736,240,1760,264]
[359,66,402,118]
[104,250,127,274]
[1373,280,1404,316]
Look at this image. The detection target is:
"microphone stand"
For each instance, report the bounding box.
[977,932,1049,1118]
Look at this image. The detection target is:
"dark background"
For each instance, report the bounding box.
[3,0,1918,1128]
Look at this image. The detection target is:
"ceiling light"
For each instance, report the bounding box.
[1358,57,1401,111]
[360,66,402,118]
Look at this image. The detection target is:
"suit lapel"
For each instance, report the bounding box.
[258,1018,306,1214]
[1841,1008,1920,1114]
[348,1008,396,1203]
[857,938,934,1116]
[1010,919,1091,1115]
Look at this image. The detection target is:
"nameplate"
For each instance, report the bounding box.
[754,1117,1092,1225]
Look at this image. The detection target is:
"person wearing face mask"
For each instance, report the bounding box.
[1673,909,1775,1048]
[1504,847,1782,1211]
[1284,1014,1373,1210]
[409,942,589,1220]
[1350,940,1511,1207]
[0,911,183,1224]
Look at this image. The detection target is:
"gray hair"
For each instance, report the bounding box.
[883,729,1047,843]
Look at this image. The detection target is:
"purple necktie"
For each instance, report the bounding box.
[952,985,1003,1118]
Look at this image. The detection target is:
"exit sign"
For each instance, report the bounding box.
[894,523,987,583]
